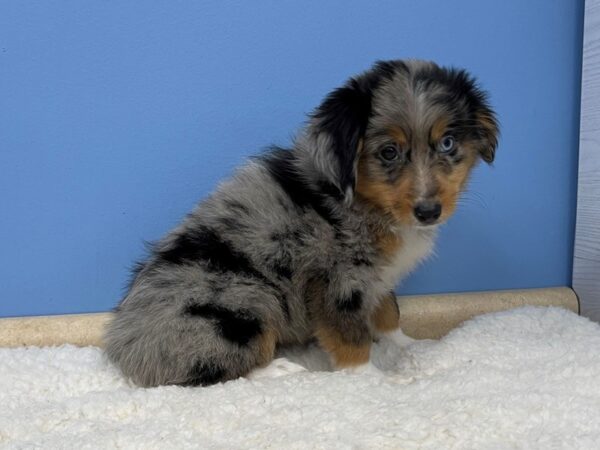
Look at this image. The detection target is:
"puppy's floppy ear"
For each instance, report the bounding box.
[310,62,394,197]
[453,68,499,164]
[476,110,499,164]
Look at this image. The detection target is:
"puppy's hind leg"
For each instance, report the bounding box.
[173,301,281,386]
[105,281,283,387]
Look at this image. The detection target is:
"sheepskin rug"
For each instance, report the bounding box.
[1,306,600,449]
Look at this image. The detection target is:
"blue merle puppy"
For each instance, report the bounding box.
[104,59,499,387]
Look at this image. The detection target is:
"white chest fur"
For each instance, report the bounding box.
[378,226,437,289]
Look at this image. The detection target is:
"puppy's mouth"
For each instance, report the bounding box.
[414,222,441,229]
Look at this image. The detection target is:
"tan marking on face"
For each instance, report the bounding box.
[315,326,371,367]
[436,155,476,221]
[371,292,400,333]
[388,126,409,147]
[356,157,417,226]
[430,116,450,143]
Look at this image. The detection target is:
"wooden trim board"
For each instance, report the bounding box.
[0,287,578,347]
[397,286,578,339]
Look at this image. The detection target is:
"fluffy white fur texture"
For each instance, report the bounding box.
[1,306,599,449]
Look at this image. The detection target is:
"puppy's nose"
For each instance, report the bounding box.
[413,202,442,225]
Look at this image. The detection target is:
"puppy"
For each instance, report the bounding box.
[104,59,498,387]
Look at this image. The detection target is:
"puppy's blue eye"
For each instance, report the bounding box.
[380,145,399,161]
[438,136,455,153]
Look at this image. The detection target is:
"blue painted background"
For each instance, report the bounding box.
[0,1,583,317]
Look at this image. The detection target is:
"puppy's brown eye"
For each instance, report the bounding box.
[380,145,399,161]
[438,136,455,153]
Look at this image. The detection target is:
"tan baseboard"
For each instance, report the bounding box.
[0,287,579,347]
[397,286,578,339]
[0,312,112,348]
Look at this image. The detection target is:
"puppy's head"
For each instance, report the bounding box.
[309,59,499,226]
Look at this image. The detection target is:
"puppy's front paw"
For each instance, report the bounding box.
[246,358,308,380]
[384,327,415,347]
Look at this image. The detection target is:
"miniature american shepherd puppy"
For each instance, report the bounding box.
[104,59,499,387]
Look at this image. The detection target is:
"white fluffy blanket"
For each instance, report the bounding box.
[1,306,600,449]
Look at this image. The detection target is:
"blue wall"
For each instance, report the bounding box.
[0,1,583,317]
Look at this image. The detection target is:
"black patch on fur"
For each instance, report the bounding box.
[352,255,372,267]
[335,290,363,312]
[316,180,345,201]
[292,229,304,244]
[185,360,226,386]
[273,262,292,279]
[158,226,291,320]
[161,227,254,273]
[185,303,262,346]
[269,231,285,242]
[261,149,341,227]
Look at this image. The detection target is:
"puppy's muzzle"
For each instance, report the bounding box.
[413,202,442,225]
